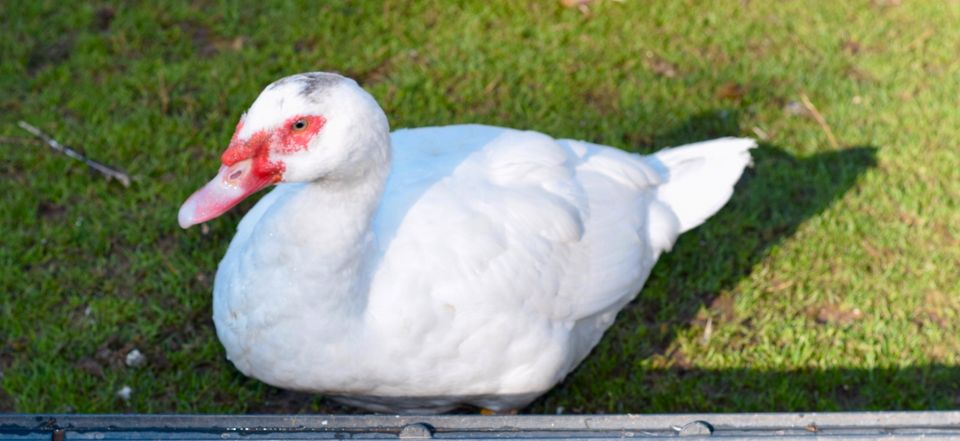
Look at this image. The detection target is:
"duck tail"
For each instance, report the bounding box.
[644,137,755,234]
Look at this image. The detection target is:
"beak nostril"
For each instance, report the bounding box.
[229,169,244,180]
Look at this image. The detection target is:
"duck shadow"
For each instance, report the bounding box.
[635,142,879,360]
[526,111,893,413]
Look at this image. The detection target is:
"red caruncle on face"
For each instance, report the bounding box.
[220,114,327,180]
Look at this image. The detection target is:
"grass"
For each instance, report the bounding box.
[1,0,958,413]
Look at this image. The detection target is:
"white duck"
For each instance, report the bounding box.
[179,72,754,413]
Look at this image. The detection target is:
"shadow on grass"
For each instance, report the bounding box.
[252,363,960,414]
[651,365,960,411]
[541,365,960,413]
[634,141,879,358]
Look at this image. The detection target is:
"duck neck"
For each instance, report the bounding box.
[237,86,393,328]
[270,164,389,318]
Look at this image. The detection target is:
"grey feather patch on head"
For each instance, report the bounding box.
[268,72,345,102]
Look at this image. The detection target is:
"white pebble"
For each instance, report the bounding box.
[116,385,133,401]
[783,101,806,116]
[125,349,147,368]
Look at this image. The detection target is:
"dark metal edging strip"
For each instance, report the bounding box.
[3,412,960,440]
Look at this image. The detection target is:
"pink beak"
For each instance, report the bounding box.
[178,159,277,229]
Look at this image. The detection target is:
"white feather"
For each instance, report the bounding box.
[645,137,756,234]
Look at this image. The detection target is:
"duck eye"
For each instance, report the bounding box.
[292,119,307,131]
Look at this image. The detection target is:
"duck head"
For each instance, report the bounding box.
[178,72,390,229]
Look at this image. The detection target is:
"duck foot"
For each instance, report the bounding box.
[480,408,518,415]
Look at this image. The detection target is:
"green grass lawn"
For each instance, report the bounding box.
[2,0,959,413]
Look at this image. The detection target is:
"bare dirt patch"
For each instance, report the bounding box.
[807,304,865,325]
[27,36,75,74]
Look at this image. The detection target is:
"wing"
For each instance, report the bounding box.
[361,126,678,392]
[555,139,673,320]
[359,126,591,389]
[551,139,678,366]
[367,124,682,318]
[369,125,586,314]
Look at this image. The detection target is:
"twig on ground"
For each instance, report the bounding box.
[16,121,131,187]
[560,0,592,14]
[701,317,713,344]
[906,28,935,51]
[751,126,770,141]
[799,94,840,149]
